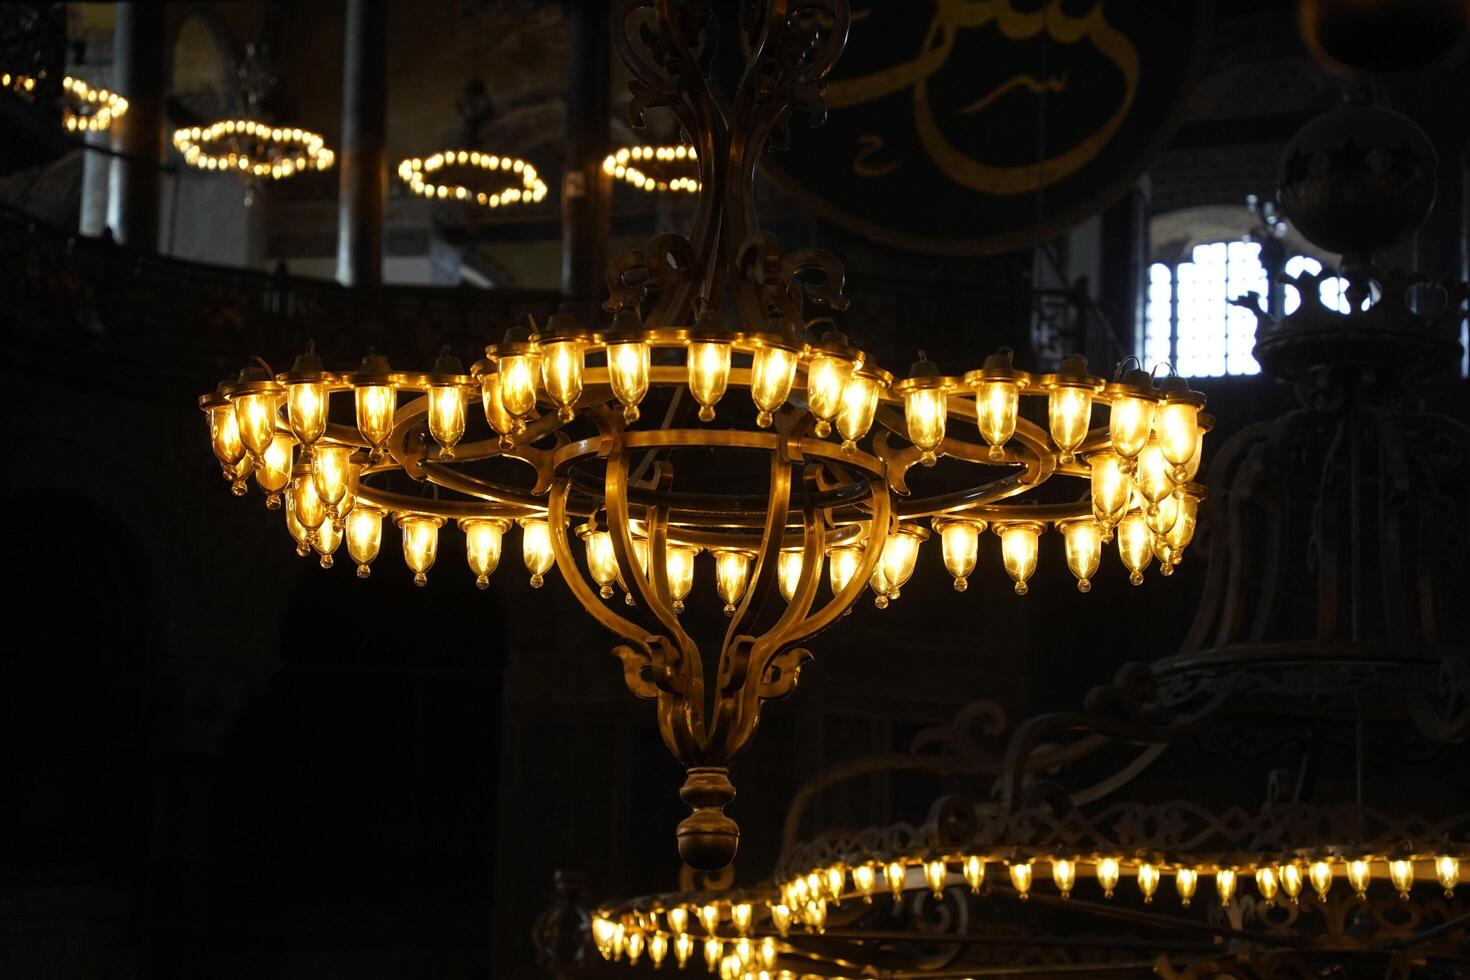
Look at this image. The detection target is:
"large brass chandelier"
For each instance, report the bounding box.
[196,0,1210,871]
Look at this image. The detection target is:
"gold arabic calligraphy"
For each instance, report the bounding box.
[829,0,1139,195]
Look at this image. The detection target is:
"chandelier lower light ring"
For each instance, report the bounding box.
[173,120,336,180]
[397,150,549,207]
[208,354,1207,561]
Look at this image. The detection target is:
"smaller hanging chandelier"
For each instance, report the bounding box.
[603,143,701,194]
[2,71,129,132]
[173,120,335,182]
[395,149,548,208]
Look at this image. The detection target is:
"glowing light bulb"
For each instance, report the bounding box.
[346,506,383,577]
[777,550,804,602]
[673,932,694,967]
[1109,393,1155,464]
[207,402,246,467]
[1089,451,1130,534]
[1137,863,1160,903]
[461,518,506,588]
[592,917,616,957]
[479,369,516,440]
[1165,490,1199,559]
[698,903,721,935]
[1279,863,1303,904]
[292,472,328,533]
[1097,857,1120,898]
[714,550,753,616]
[497,352,539,420]
[703,938,722,972]
[997,522,1042,595]
[820,867,844,904]
[1309,860,1334,901]
[612,922,627,960]
[804,899,826,933]
[937,518,982,592]
[255,433,294,508]
[1047,381,1094,463]
[286,381,327,449]
[520,518,554,588]
[1176,868,1199,906]
[1158,402,1200,479]
[806,350,856,436]
[828,545,863,595]
[964,855,986,893]
[666,906,689,937]
[902,385,947,466]
[768,903,791,937]
[1009,862,1033,899]
[354,383,394,452]
[1389,859,1413,899]
[1435,855,1459,896]
[751,341,800,428]
[1051,859,1075,898]
[1117,512,1153,585]
[853,863,876,902]
[310,444,353,513]
[925,859,947,897]
[607,340,650,423]
[1145,489,1181,536]
[731,901,753,934]
[234,389,280,462]
[665,544,697,613]
[539,338,585,421]
[880,527,923,597]
[285,495,311,555]
[688,340,731,421]
[398,515,443,586]
[648,931,668,968]
[1134,444,1176,508]
[427,384,466,460]
[976,380,1019,459]
[1255,866,1279,906]
[836,369,885,453]
[583,528,619,598]
[885,861,906,901]
[1216,868,1238,904]
[1059,518,1102,592]
[759,935,776,971]
[1347,859,1371,898]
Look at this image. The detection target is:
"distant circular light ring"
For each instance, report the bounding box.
[602,144,701,194]
[396,150,549,208]
[2,72,130,132]
[172,120,336,180]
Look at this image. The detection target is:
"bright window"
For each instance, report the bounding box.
[1146,243,1352,378]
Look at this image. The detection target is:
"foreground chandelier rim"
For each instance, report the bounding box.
[396,149,549,207]
[587,851,1466,978]
[195,0,1210,871]
[173,119,335,180]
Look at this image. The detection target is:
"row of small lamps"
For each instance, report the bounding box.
[592,852,1465,971]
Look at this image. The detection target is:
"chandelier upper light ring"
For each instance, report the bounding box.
[173,120,336,181]
[397,149,549,207]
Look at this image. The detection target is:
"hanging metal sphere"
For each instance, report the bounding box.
[1277,102,1437,256]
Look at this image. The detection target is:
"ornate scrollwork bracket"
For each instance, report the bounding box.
[608,0,851,330]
